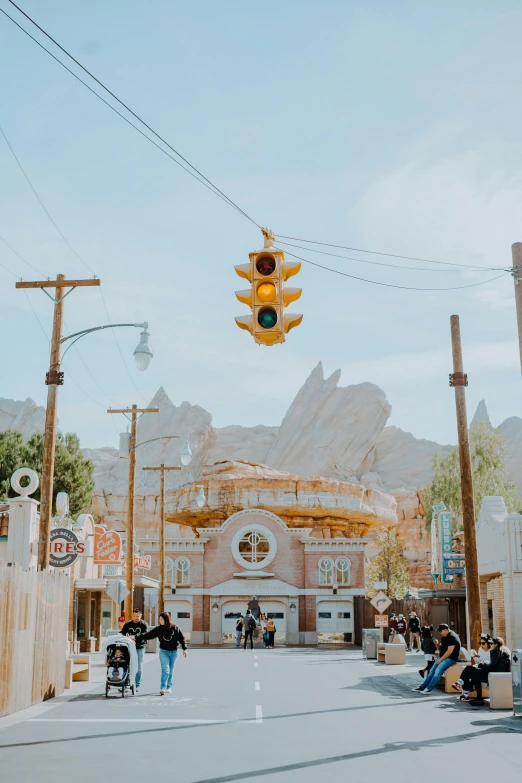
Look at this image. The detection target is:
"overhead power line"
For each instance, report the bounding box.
[3,1,260,228]
[1,2,510,294]
[278,247,510,292]
[0,122,150,404]
[0,124,96,276]
[275,234,507,272]
[277,240,486,274]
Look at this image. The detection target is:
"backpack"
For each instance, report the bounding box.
[247,616,256,631]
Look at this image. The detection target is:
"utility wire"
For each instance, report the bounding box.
[3,1,260,228]
[3,3,507,288]
[0,7,248,223]
[277,247,510,292]
[0,233,47,277]
[98,287,150,406]
[0,119,150,405]
[275,234,507,272]
[23,290,113,414]
[277,240,485,274]
[0,124,96,275]
[0,252,19,279]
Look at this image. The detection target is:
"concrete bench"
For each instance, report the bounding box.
[72,653,91,682]
[438,662,489,697]
[488,673,513,709]
[377,643,406,665]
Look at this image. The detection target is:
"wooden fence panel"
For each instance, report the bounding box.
[0,560,69,718]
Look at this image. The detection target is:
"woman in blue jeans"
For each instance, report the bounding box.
[141,612,188,695]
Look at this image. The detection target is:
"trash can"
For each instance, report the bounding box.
[512,649,522,717]
[362,628,381,659]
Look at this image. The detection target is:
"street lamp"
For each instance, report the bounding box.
[196,486,206,508]
[133,324,153,371]
[61,321,153,372]
[180,436,192,466]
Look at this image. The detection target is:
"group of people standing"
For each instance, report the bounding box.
[389,612,422,651]
[235,600,277,649]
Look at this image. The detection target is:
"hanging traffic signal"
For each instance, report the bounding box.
[235,230,303,346]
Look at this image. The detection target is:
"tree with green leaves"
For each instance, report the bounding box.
[366,526,411,599]
[0,429,94,517]
[423,422,520,529]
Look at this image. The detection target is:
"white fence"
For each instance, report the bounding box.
[0,560,70,718]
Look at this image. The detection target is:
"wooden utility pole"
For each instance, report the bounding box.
[449,315,481,650]
[512,242,522,375]
[16,275,100,569]
[143,464,181,615]
[108,405,158,620]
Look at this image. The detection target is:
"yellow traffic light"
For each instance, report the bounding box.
[234,229,303,346]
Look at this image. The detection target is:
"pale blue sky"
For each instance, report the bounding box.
[1,1,521,449]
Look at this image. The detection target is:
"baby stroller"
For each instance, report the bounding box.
[102,634,138,698]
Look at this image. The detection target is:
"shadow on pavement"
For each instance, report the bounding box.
[183,726,522,783]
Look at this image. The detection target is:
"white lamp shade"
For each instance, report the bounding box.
[134,326,153,371]
[196,486,206,508]
[180,436,192,466]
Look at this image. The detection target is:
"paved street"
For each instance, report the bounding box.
[0,646,521,782]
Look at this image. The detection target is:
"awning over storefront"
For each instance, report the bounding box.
[75,578,107,590]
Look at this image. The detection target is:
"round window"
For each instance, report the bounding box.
[231,524,277,570]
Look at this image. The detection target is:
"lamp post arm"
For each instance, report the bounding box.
[134,436,181,452]
[60,322,148,359]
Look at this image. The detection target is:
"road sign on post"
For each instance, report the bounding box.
[370,591,392,612]
[375,615,389,628]
[106,579,130,605]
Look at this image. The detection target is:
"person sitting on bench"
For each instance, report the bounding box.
[452,637,511,705]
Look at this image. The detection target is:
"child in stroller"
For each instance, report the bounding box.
[107,648,127,681]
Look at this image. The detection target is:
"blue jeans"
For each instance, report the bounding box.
[159,649,178,690]
[420,657,455,691]
[135,647,145,688]
[235,630,242,647]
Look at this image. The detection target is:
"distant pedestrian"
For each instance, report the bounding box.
[395,614,407,645]
[418,626,437,678]
[413,624,461,695]
[244,610,256,650]
[141,612,187,695]
[389,613,398,642]
[120,609,148,692]
[260,613,269,648]
[408,612,421,652]
[235,615,244,648]
[267,616,276,648]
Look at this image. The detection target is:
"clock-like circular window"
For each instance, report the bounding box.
[231,524,277,570]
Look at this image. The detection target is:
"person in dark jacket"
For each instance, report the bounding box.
[453,637,511,705]
[408,612,421,652]
[418,626,438,678]
[244,610,256,650]
[120,609,148,692]
[141,612,188,695]
[388,613,398,642]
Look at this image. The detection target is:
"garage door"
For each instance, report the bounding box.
[317,601,353,641]
[165,599,192,639]
[222,601,245,642]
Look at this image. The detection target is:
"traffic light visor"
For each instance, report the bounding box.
[258,307,278,329]
[256,255,276,276]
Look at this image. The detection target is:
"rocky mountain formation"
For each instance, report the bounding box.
[2,364,521,575]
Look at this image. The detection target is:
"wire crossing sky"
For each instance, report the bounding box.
[0,0,521,450]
